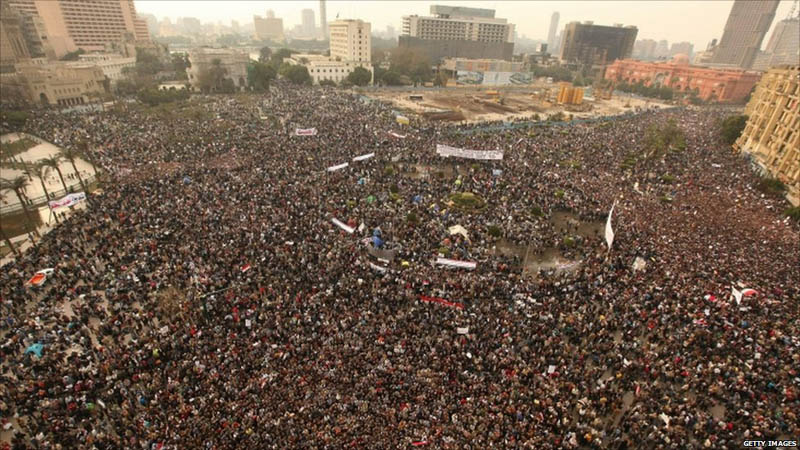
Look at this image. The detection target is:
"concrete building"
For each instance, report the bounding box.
[72,53,135,85]
[710,0,780,68]
[655,39,670,59]
[319,0,327,39]
[187,48,249,91]
[290,53,372,85]
[605,55,761,103]
[751,17,800,71]
[329,19,371,64]
[633,39,657,60]
[547,12,559,54]
[301,9,316,38]
[1,4,31,72]
[1,61,106,106]
[669,42,693,59]
[400,5,515,61]
[735,65,800,205]
[559,22,637,68]
[254,11,284,42]
[6,0,150,58]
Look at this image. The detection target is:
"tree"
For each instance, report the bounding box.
[258,46,272,63]
[572,73,586,87]
[60,148,87,193]
[389,47,433,83]
[76,140,100,177]
[433,71,448,87]
[135,48,164,76]
[271,48,293,66]
[247,61,276,92]
[720,115,748,145]
[381,70,404,86]
[60,48,86,61]
[35,162,59,223]
[39,155,69,194]
[0,221,21,258]
[280,64,312,85]
[197,58,228,93]
[319,79,337,87]
[347,67,372,86]
[0,176,40,238]
[171,53,190,79]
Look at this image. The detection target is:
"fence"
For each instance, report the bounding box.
[0,174,97,215]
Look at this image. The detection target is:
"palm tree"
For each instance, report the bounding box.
[1,176,40,239]
[60,148,86,192]
[39,154,68,194]
[76,140,99,177]
[35,162,59,223]
[0,221,21,259]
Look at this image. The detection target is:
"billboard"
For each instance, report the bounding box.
[455,71,533,86]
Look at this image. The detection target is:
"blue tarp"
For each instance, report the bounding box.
[25,343,43,357]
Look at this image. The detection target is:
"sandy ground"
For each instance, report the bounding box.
[366,84,669,123]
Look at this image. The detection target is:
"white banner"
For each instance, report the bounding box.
[352,153,375,162]
[48,192,86,210]
[331,218,355,234]
[368,262,388,272]
[388,131,406,139]
[435,257,477,270]
[295,128,317,136]
[326,162,349,172]
[605,201,616,250]
[436,144,503,161]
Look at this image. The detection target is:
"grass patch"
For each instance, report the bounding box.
[449,192,486,212]
[487,225,502,238]
[0,137,38,159]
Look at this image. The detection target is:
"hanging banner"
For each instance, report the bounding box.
[420,295,464,309]
[435,257,477,270]
[48,192,86,210]
[436,144,503,160]
[326,162,349,172]
[388,131,407,139]
[295,128,318,136]
[368,262,388,272]
[605,201,617,250]
[352,153,375,162]
[331,218,355,234]
[367,246,397,261]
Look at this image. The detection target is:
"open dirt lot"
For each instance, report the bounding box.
[365,84,669,123]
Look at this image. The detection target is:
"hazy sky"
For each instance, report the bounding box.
[136,0,795,50]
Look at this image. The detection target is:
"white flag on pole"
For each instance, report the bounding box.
[605,201,617,250]
[731,286,743,305]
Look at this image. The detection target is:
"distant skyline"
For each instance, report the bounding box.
[136,0,795,50]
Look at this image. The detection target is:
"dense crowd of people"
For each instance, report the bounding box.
[1,82,798,449]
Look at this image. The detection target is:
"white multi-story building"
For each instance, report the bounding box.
[290,53,373,85]
[329,19,370,64]
[402,6,513,44]
[72,53,135,85]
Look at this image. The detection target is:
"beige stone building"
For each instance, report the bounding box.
[1,62,106,106]
[187,48,249,91]
[735,65,800,205]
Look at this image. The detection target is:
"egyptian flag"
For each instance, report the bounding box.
[26,268,54,287]
[241,264,252,273]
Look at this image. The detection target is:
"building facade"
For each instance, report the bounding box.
[752,17,800,71]
[710,0,780,68]
[1,4,31,72]
[2,61,106,106]
[72,53,135,84]
[329,19,371,64]
[319,0,327,39]
[301,9,316,38]
[735,65,800,205]
[254,12,284,42]
[187,48,249,91]
[669,42,694,58]
[400,5,514,62]
[546,12,559,53]
[7,0,151,58]
[559,22,637,67]
[604,55,761,103]
[291,54,373,85]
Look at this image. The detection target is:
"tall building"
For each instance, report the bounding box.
[735,65,800,205]
[605,55,761,103]
[752,17,800,71]
[329,19,370,63]
[669,41,694,58]
[301,8,316,38]
[655,39,670,58]
[6,0,150,58]
[319,0,327,40]
[710,0,779,68]
[559,22,637,67]
[400,5,515,61]
[1,4,31,72]
[547,12,559,53]
[634,39,658,59]
[254,11,284,42]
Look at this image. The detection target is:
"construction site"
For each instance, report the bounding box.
[364,81,668,123]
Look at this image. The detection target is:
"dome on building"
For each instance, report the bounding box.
[671,54,690,65]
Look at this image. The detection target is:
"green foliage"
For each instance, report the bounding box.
[531,65,573,82]
[389,47,433,84]
[319,79,337,87]
[644,119,686,159]
[197,58,230,93]
[271,48,293,65]
[720,115,748,145]
[548,112,565,122]
[572,73,586,87]
[437,246,450,256]
[616,81,674,101]
[407,212,419,224]
[384,165,395,176]
[347,67,372,86]
[134,49,164,76]
[60,48,86,61]
[563,236,576,247]
[756,177,786,195]
[531,206,544,217]
[487,225,502,238]
[389,183,399,194]
[0,137,37,161]
[661,174,676,184]
[247,61,276,92]
[785,206,800,222]
[381,70,405,86]
[0,111,29,130]
[136,88,189,106]
[170,53,190,79]
[280,64,312,85]
[554,189,565,198]
[449,192,486,212]
[258,46,272,63]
